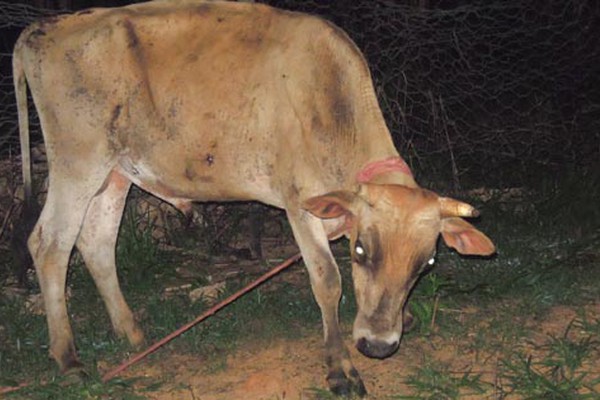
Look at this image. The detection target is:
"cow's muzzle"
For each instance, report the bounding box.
[356,337,399,359]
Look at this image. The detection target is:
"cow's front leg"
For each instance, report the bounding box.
[287,209,367,397]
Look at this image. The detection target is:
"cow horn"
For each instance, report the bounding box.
[439,197,480,218]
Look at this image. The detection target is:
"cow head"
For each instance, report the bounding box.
[304,184,495,359]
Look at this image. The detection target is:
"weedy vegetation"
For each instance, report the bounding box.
[394,361,490,400]
[1,165,598,399]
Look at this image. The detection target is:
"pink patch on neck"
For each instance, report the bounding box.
[356,156,413,183]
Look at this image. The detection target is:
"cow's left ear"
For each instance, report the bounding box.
[440,217,495,256]
[303,190,356,219]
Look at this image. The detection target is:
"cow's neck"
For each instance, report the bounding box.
[351,83,418,188]
[354,156,418,188]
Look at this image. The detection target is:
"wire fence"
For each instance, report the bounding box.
[0,2,61,156]
[1,0,599,186]
[266,0,600,184]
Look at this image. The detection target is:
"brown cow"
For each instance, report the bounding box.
[13,0,495,396]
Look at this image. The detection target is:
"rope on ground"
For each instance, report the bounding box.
[101,251,303,382]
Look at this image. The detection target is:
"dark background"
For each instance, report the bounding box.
[1,0,599,189]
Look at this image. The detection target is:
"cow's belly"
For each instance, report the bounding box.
[116,149,285,209]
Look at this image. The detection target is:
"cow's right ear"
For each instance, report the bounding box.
[440,217,495,256]
[303,190,356,219]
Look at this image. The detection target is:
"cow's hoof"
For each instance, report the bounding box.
[128,328,146,350]
[60,364,91,386]
[327,369,367,398]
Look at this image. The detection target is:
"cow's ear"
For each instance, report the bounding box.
[440,217,495,256]
[303,190,356,219]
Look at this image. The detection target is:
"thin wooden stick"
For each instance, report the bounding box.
[0,381,30,395]
[430,295,440,332]
[101,251,303,382]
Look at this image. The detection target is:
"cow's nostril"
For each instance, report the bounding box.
[356,337,399,359]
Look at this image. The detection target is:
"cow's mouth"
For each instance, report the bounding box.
[355,337,399,359]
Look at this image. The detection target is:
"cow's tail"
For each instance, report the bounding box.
[12,42,32,208]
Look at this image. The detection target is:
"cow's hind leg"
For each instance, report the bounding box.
[28,173,107,373]
[76,170,144,347]
[286,208,367,397]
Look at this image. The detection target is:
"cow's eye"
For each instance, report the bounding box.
[354,240,367,263]
[425,251,437,268]
[355,243,365,255]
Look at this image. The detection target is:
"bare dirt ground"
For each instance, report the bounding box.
[107,223,599,400]
[111,303,600,400]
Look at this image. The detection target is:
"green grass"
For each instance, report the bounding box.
[0,298,49,379]
[115,203,169,291]
[4,376,149,400]
[499,332,599,399]
[1,166,598,398]
[394,361,490,399]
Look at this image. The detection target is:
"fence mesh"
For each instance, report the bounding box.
[0,2,60,156]
[266,0,600,185]
[1,0,599,186]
